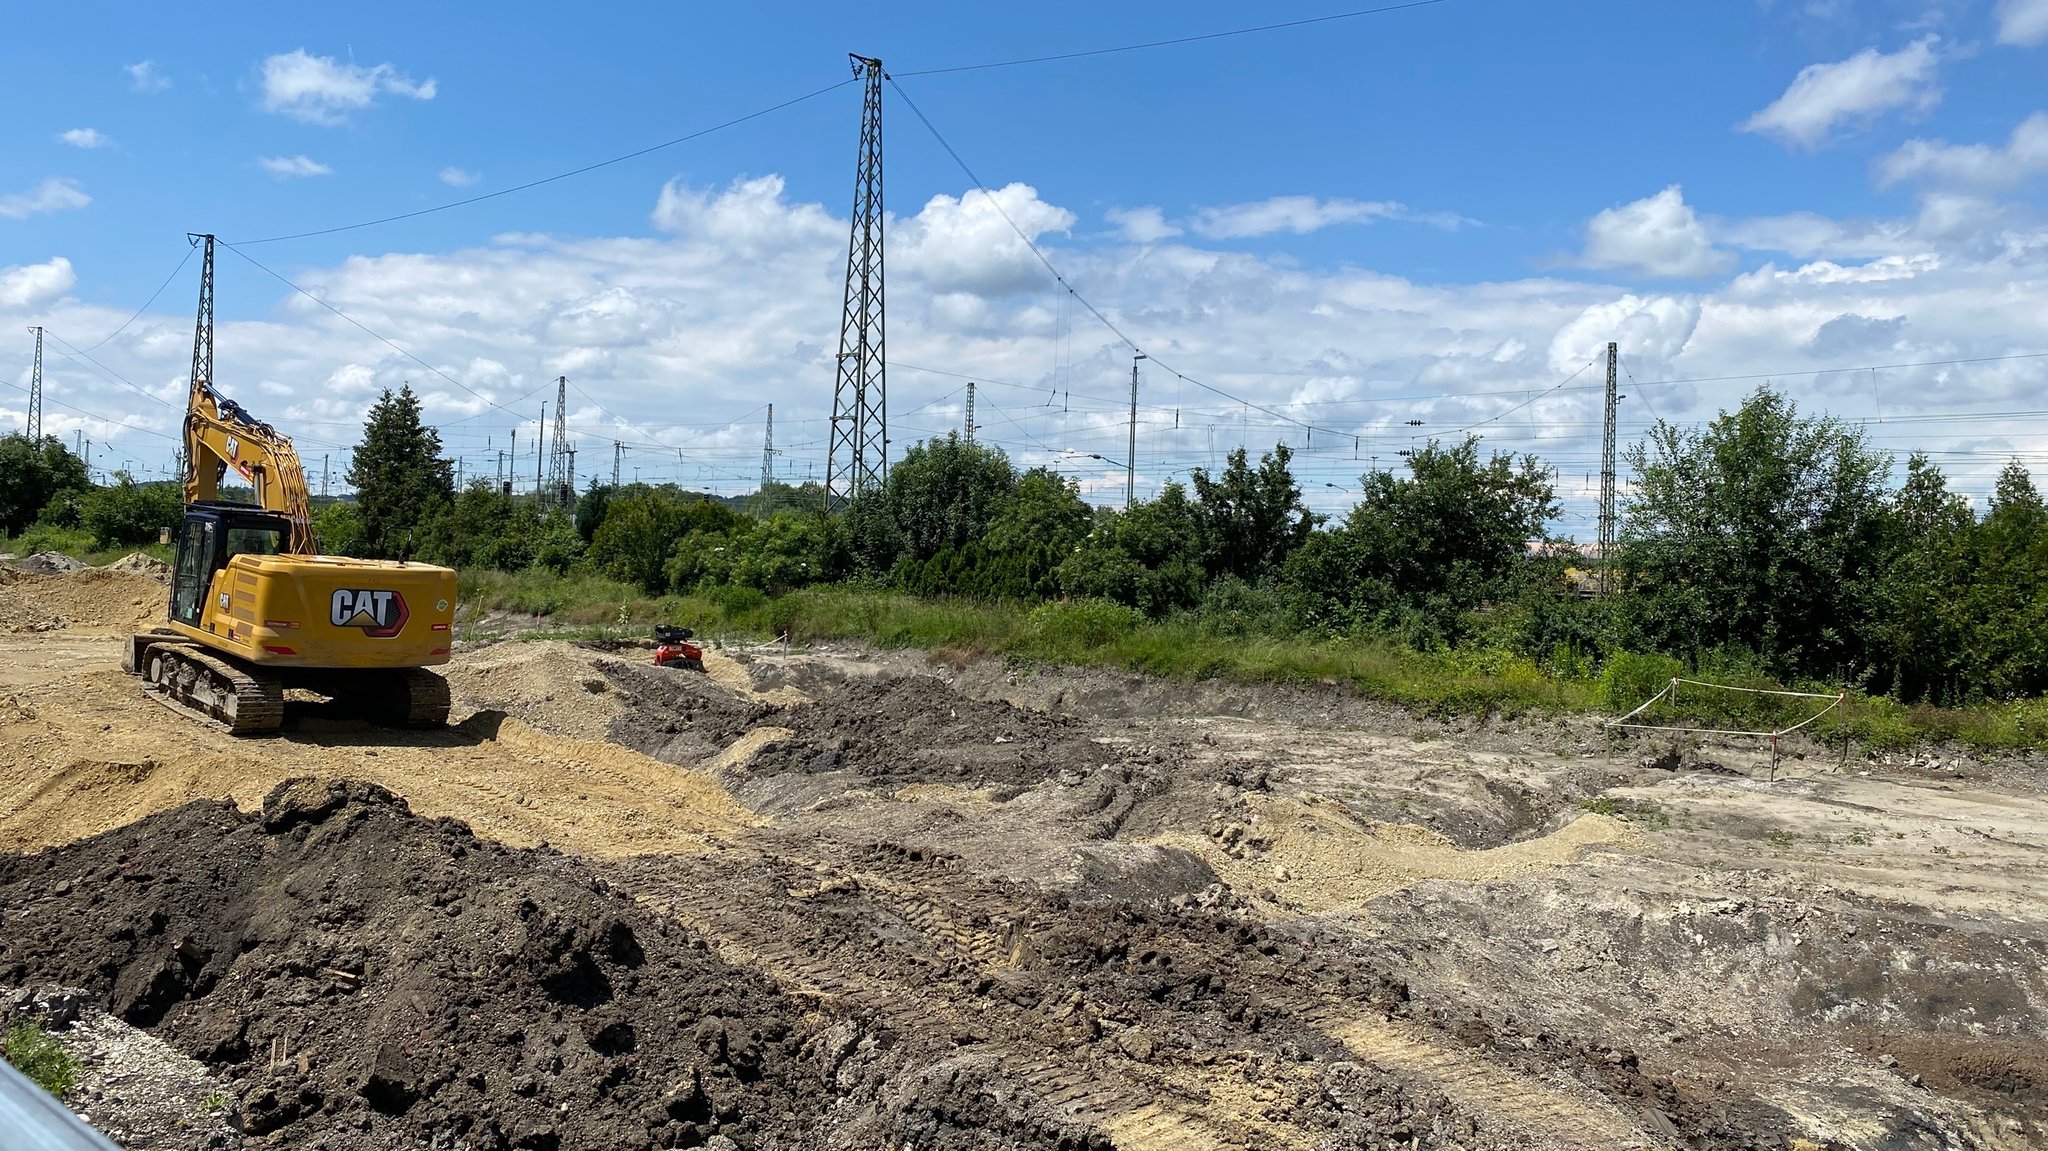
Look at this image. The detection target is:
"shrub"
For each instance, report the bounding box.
[1027,598,1144,649]
[4,1021,80,1098]
[1600,650,1685,712]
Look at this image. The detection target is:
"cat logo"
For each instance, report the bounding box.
[329,588,409,638]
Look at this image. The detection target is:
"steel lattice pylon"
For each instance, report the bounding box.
[24,326,42,440]
[827,54,887,504]
[548,376,571,507]
[1598,341,1618,589]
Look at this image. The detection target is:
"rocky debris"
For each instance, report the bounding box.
[101,552,171,581]
[13,551,87,574]
[7,983,243,1151]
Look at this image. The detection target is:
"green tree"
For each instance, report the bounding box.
[851,433,1017,574]
[1189,444,1316,583]
[1058,483,1207,615]
[1618,387,1890,679]
[0,433,89,536]
[79,473,183,547]
[1867,455,1976,701]
[346,386,454,559]
[984,467,1094,558]
[589,485,739,592]
[1282,436,1556,644]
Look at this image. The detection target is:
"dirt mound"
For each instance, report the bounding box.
[0,780,827,1150]
[100,552,170,579]
[603,658,783,766]
[1168,795,1644,911]
[749,675,1109,788]
[13,550,87,574]
[0,568,166,634]
[444,641,627,741]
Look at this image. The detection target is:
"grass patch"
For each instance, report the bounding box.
[0,528,173,567]
[1577,796,1671,829]
[363,566,2048,755]
[3,1020,80,1099]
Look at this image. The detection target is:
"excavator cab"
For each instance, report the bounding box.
[169,503,290,626]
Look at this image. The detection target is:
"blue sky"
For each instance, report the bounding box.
[5,0,2048,528]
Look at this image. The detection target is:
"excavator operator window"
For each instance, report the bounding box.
[223,525,283,560]
[171,518,215,625]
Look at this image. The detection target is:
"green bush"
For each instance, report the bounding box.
[1601,650,1685,711]
[4,523,96,558]
[1027,598,1144,650]
[4,1021,80,1099]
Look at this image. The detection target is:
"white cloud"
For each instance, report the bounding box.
[126,61,170,93]
[1582,186,1734,278]
[1189,195,1463,239]
[0,258,75,309]
[0,178,91,220]
[58,128,110,150]
[439,167,480,187]
[892,183,1077,297]
[1878,112,2048,189]
[1106,206,1181,243]
[259,154,334,179]
[2,174,2044,519]
[259,49,437,125]
[1741,36,1941,149]
[1996,0,2048,45]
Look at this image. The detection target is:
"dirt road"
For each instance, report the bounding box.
[2,565,2043,1150]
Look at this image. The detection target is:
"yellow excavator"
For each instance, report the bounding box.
[124,234,457,735]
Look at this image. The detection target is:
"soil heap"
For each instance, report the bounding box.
[0,780,824,1151]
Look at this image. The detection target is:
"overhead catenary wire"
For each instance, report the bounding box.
[886,75,1359,445]
[230,76,860,246]
[74,246,195,352]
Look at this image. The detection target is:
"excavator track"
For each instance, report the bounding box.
[138,641,285,736]
[396,668,452,728]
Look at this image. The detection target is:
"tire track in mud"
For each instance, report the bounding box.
[611,832,1669,1151]
[620,842,1325,1151]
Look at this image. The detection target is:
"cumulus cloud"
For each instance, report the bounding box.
[0,258,75,309]
[58,128,109,149]
[126,61,169,93]
[893,183,1076,297]
[0,178,90,220]
[260,49,436,125]
[1582,186,1734,278]
[1741,37,1941,149]
[1189,195,1464,238]
[439,167,479,187]
[259,154,333,179]
[1879,112,2048,189]
[1106,206,1181,243]
[2,174,2044,520]
[1996,0,2048,46]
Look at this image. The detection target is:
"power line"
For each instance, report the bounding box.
[887,75,1357,445]
[230,76,860,246]
[217,240,543,426]
[896,0,1454,77]
[75,246,195,353]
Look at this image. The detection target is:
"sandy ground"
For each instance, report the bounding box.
[3,564,2046,1150]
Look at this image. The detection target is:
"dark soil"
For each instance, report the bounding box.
[746,676,1110,788]
[0,780,825,1151]
[600,658,776,765]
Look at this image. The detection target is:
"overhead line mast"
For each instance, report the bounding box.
[827,54,888,504]
[24,326,42,439]
[548,376,571,506]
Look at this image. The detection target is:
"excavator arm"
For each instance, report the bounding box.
[180,234,316,557]
[184,382,317,556]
